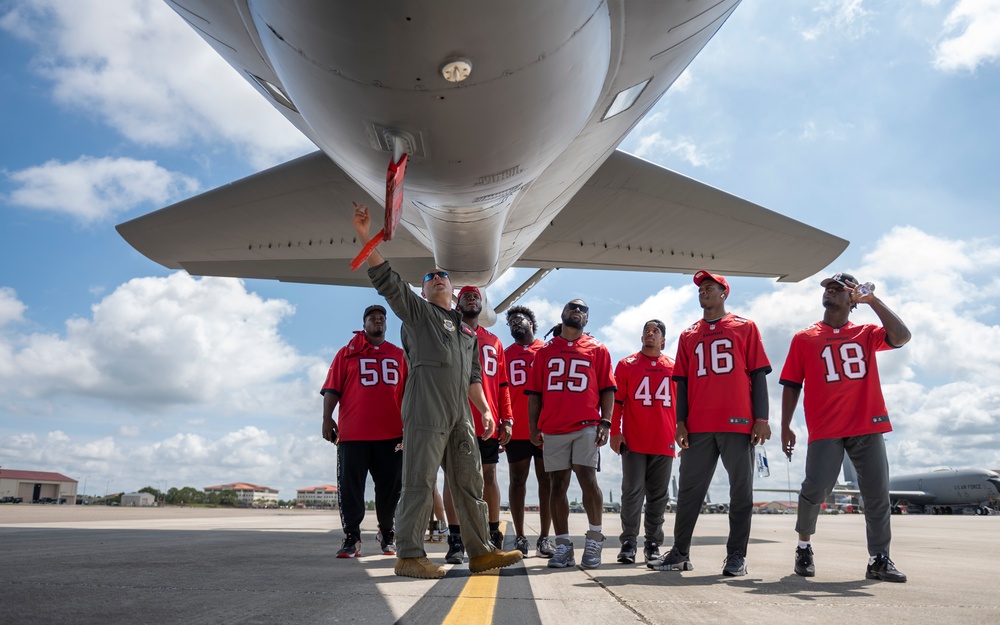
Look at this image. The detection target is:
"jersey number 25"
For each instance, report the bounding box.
[546,358,590,392]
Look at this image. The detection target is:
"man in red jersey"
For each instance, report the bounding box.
[322,304,407,558]
[649,270,771,577]
[442,285,513,563]
[503,305,554,558]
[781,273,911,583]
[527,299,616,570]
[611,319,676,565]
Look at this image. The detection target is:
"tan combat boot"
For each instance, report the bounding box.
[468,549,524,573]
[394,556,446,579]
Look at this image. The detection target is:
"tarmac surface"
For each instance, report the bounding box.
[1,505,997,625]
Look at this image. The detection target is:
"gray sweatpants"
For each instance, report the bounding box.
[796,433,892,556]
[619,451,673,545]
[672,432,754,557]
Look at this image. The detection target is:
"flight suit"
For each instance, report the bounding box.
[369,261,492,559]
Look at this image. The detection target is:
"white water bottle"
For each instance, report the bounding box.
[756,446,770,478]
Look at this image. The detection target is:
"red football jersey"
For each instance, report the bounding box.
[673,313,771,434]
[505,339,544,441]
[469,325,511,438]
[321,332,406,441]
[780,321,895,442]
[613,352,677,456]
[526,334,616,435]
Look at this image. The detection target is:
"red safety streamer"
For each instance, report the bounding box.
[349,153,408,270]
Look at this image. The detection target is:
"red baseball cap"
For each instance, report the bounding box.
[693,269,730,293]
[457,286,482,300]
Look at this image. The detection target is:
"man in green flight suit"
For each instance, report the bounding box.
[353,203,524,579]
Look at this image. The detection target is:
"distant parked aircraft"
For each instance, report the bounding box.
[756,455,1000,515]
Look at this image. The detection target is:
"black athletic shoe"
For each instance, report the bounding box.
[866,553,907,583]
[445,534,466,564]
[647,546,693,571]
[617,539,637,564]
[722,553,747,576]
[489,529,504,551]
[643,540,661,563]
[794,545,815,577]
[377,529,396,556]
[514,535,530,556]
[536,536,556,558]
[336,534,361,559]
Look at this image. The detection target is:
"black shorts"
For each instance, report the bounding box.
[504,439,542,464]
[479,437,500,465]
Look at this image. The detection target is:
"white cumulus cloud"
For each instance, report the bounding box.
[0,287,26,327]
[5,156,199,222]
[0,0,313,168]
[933,0,1000,72]
[0,272,318,409]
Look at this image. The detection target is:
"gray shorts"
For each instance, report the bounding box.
[543,426,599,471]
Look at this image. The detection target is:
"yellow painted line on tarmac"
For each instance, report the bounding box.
[442,571,500,625]
[441,520,508,625]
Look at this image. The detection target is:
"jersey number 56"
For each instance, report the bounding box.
[359,358,401,386]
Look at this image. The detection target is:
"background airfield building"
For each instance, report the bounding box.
[296,485,339,508]
[203,482,279,507]
[0,469,77,504]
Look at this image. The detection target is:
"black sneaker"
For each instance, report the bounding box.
[617,539,637,564]
[445,534,466,564]
[647,546,693,571]
[866,553,907,583]
[794,545,815,577]
[643,540,661,563]
[514,535,530,556]
[722,553,747,576]
[536,536,556,558]
[377,529,396,556]
[336,534,361,559]
[489,529,504,551]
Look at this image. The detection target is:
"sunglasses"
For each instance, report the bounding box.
[423,271,449,282]
[565,303,589,314]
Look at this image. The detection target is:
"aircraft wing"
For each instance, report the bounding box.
[889,490,932,500]
[116,151,434,286]
[515,151,848,282]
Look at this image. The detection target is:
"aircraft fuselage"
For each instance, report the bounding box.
[176,0,742,284]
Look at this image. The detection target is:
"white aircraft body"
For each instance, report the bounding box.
[870,467,1000,515]
[117,1,848,314]
[757,464,1000,515]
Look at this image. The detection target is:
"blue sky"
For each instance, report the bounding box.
[2,0,1000,504]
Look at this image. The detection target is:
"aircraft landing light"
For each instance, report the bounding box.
[441,58,473,83]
